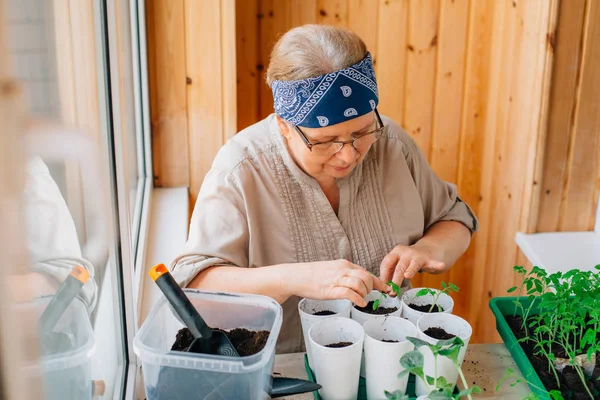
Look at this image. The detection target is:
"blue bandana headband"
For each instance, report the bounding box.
[271,52,379,128]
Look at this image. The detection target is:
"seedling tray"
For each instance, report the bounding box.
[489,297,550,399]
[304,354,458,400]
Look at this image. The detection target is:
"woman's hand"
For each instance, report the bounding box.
[379,243,446,290]
[292,260,388,307]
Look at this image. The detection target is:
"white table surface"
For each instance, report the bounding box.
[273,344,531,399]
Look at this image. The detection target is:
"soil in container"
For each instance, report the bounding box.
[505,315,600,399]
[381,339,399,343]
[407,303,443,313]
[171,327,269,356]
[423,327,455,340]
[146,327,270,400]
[325,342,353,348]
[354,302,398,315]
[312,310,336,316]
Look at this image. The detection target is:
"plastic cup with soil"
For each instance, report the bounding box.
[308,317,364,400]
[363,316,419,400]
[414,313,472,397]
[298,298,352,369]
[351,290,402,378]
[401,288,454,326]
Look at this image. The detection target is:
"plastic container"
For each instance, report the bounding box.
[298,298,352,368]
[26,296,96,400]
[363,317,418,400]
[489,297,549,399]
[134,290,283,400]
[308,317,364,400]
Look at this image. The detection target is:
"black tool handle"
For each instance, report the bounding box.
[40,265,89,332]
[151,264,212,340]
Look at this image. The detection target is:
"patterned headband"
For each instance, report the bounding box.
[271,52,379,128]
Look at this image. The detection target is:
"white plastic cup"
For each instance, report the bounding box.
[414,313,472,397]
[308,317,365,400]
[363,317,418,400]
[351,290,402,377]
[299,299,352,369]
[351,290,403,326]
[401,288,454,326]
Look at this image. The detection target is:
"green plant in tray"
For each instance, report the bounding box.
[506,264,600,399]
[415,281,459,313]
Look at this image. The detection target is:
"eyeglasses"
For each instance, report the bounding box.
[293,109,385,157]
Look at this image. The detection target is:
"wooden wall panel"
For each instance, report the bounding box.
[430,0,469,184]
[403,0,439,159]
[558,0,600,232]
[428,0,470,318]
[222,0,238,140]
[146,0,190,187]
[348,0,378,64]
[537,1,587,232]
[375,0,408,126]
[317,0,348,27]
[236,0,260,131]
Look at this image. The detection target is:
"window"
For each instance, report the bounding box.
[0,0,151,398]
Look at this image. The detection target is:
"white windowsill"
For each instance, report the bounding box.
[139,187,189,324]
[133,187,189,399]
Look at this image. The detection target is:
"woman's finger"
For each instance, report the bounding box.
[339,275,369,298]
[404,259,422,279]
[349,268,374,293]
[380,252,399,283]
[331,286,367,307]
[369,274,388,293]
[425,259,446,273]
[391,259,409,291]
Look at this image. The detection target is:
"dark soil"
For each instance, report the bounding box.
[381,339,399,343]
[171,327,269,356]
[312,310,336,316]
[325,342,353,348]
[423,327,455,340]
[407,303,443,313]
[354,301,398,315]
[505,314,600,399]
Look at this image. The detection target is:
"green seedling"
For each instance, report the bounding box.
[496,367,564,400]
[383,390,409,400]
[506,264,600,399]
[416,281,459,313]
[397,337,481,400]
[373,281,401,311]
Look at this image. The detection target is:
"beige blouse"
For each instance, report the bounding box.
[171,114,478,353]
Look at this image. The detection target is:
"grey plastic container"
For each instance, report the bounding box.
[26,295,96,400]
[134,290,283,400]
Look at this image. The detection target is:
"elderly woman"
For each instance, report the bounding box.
[171,25,477,353]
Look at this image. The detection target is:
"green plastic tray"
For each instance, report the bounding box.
[489,297,550,399]
[303,354,458,400]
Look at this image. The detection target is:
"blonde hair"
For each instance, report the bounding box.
[266,24,367,86]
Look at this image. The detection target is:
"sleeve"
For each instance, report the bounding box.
[24,157,98,313]
[170,168,250,288]
[404,136,478,234]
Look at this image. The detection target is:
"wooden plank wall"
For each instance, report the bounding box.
[234,0,599,343]
[146,0,237,208]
